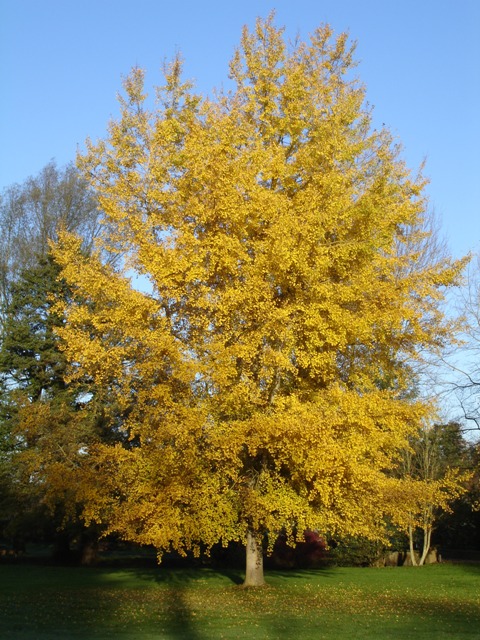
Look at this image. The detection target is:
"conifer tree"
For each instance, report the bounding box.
[0,162,108,559]
[0,257,107,559]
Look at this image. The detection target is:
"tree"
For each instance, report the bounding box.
[398,421,470,565]
[0,161,112,560]
[432,426,480,554]
[53,16,464,585]
[0,255,111,561]
[0,160,100,319]
[443,256,480,432]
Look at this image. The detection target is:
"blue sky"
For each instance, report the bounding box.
[1,0,479,259]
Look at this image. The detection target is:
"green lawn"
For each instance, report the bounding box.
[1,562,479,639]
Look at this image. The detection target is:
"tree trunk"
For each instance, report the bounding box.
[80,535,99,566]
[418,524,432,566]
[243,530,265,587]
[408,525,418,566]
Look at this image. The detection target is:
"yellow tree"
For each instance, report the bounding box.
[398,422,470,565]
[53,16,464,586]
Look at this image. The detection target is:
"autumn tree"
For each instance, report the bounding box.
[398,421,470,565]
[53,16,464,585]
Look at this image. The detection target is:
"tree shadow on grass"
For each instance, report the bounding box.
[446,560,480,576]
[130,563,336,589]
[380,593,480,639]
[131,564,243,586]
[267,566,337,579]
[159,584,205,640]
[125,564,337,640]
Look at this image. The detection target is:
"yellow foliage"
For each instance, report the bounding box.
[52,16,465,557]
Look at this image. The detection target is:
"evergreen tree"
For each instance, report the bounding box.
[0,256,110,562]
[0,161,110,561]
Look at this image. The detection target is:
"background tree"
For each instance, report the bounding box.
[0,256,112,561]
[433,427,480,555]
[443,256,480,433]
[0,162,106,561]
[397,421,470,565]
[54,16,464,585]
[0,160,100,319]
[429,257,480,557]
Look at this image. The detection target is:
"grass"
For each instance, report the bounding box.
[1,562,479,639]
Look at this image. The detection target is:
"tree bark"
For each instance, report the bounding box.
[408,525,418,566]
[243,530,265,587]
[418,523,432,566]
[80,534,99,566]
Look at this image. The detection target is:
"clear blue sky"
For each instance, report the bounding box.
[1,0,479,259]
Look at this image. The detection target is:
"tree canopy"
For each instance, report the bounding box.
[53,16,465,585]
[0,160,101,320]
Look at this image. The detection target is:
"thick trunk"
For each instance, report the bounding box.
[80,537,99,566]
[243,530,265,587]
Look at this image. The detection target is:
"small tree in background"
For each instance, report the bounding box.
[398,422,471,565]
